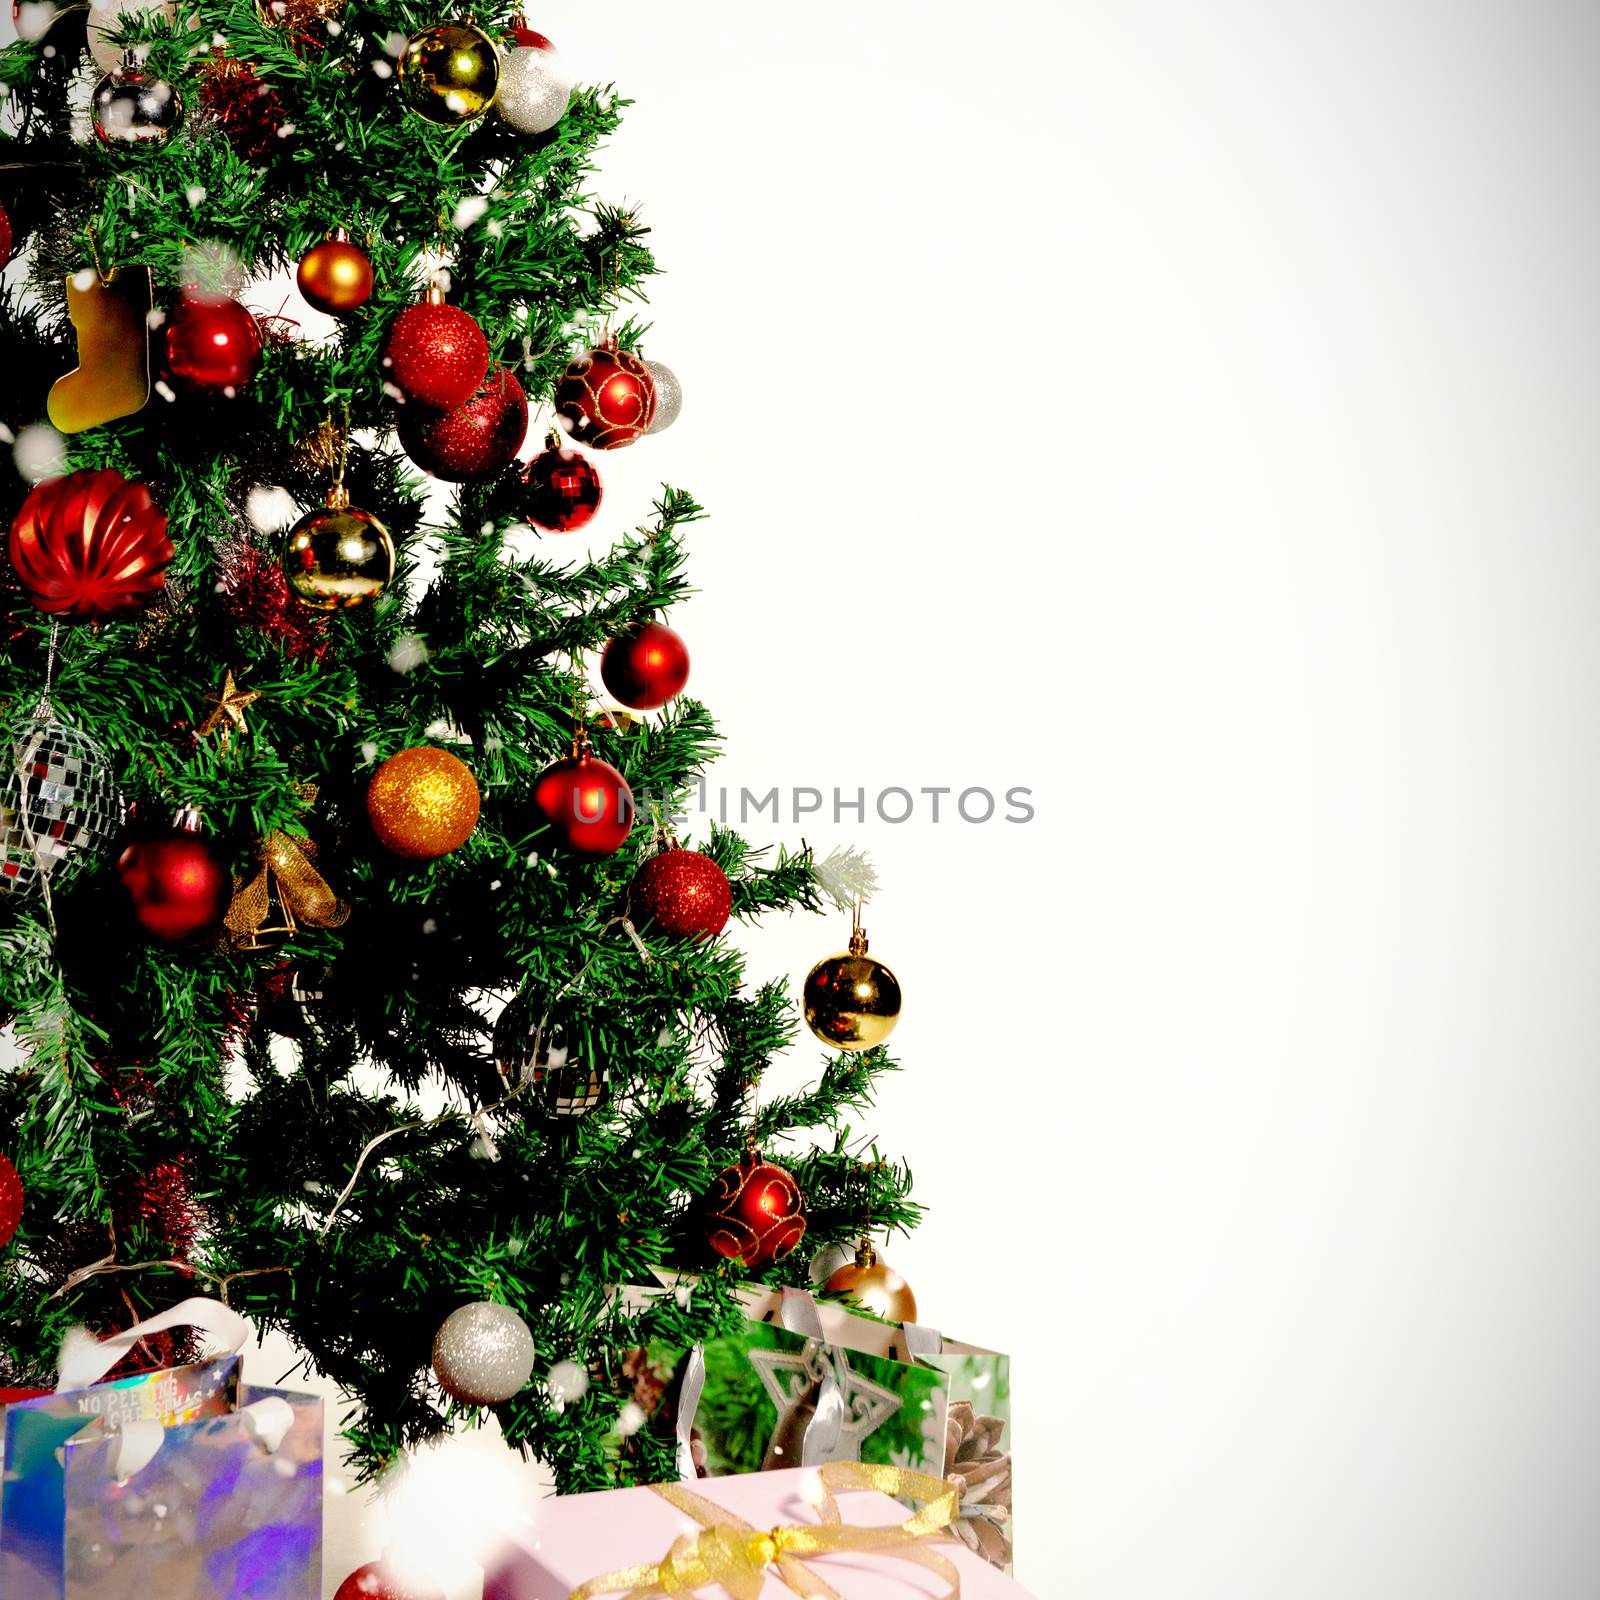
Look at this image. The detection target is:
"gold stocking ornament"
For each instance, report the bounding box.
[47,266,153,434]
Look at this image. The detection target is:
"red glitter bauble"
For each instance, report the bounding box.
[630,848,731,940]
[117,830,230,943]
[165,292,263,396]
[0,1154,23,1249]
[8,469,174,624]
[335,1564,445,1600]
[530,752,634,857]
[0,203,12,271]
[398,364,528,482]
[704,1155,808,1270]
[522,444,602,532]
[600,620,690,710]
[384,299,489,410]
[554,343,656,450]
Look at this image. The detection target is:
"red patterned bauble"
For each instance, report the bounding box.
[335,1563,446,1600]
[0,1154,22,1249]
[601,621,690,710]
[398,364,529,482]
[554,343,656,450]
[8,470,173,625]
[522,443,602,532]
[530,748,634,857]
[165,292,263,396]
[117,825,230,943]
[631,848,730,940]
[704,1154,808,1270]
[383,292,489,410]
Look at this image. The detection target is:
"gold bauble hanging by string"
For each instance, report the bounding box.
[397,22,500,125]
[280,482,394,612]
[824,1239,918,1324]
[803,922,902,1052]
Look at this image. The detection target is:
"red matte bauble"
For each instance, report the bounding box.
[631,849,730,940]
[531,753,634,857]
[554,344,656,450]
[398,365,529,482]
[0,1154,22,1249]
[384,300,490,410]
[334,1564,445,1600]
[522,445,602,532]
[297,237,374,315]
[704,1155,808,1270]
[600,621,690,710]
[117,832,230,943]
[8,469,174,624]
[165,293,263,395]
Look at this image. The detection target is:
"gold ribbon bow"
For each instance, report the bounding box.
[225,829,350,947]
[568,1461,963,1600]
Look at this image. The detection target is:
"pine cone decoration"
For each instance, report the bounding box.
[943,1399,1013,1569]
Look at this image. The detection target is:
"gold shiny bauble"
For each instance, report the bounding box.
[398,23,500,125]
[281,494,394,611]
[297,232,374,316]
[367,746,480,860]
[825,1245,918,1324]
[803,933,902,1052]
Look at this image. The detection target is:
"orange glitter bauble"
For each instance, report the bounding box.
[366,747,480,860]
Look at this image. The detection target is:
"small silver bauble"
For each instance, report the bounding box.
[808,1240,854,1286]
[643,360,683,434]
[493,43,571,135]
[432,1301,536,1405]
[0,713,124,898]
[92,61,183,148]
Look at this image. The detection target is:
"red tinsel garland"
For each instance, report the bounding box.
[219,543,329,659]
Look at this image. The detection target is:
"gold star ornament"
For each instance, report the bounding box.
[199,669,262,745]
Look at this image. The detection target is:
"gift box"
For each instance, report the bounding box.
[0,1299,323,1600]
[483,1461,1037,1600]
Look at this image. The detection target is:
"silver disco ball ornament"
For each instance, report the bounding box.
[644,360,682,434]
[0,714,123,898]
[492,997,608,1120]
[493,43,571,135]
[91,61,183,148]
[432,1301,536,1405]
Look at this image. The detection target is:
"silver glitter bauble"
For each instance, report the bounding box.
[492,44,571,135]
[432,1301,536,1404]
[92,64,183,147]
[492,998,608,1120]
[0,715,123,898]
[644,360,682,434]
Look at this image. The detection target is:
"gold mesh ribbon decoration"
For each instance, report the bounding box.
[567,1461,963,1600]
[225,829,350,949]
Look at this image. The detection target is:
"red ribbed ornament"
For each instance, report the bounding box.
[631,848,730,940]
[384,295,489,410]
[8,469,173,624]
[399,364,528,481]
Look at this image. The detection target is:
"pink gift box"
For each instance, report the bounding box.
[483,1466,1036,1600]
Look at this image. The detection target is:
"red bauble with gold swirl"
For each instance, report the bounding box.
[704,1153,808,1270]
[630,848,730,940]
[554,342,656,450]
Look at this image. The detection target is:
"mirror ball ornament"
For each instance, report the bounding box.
[281,487,395,611]
[384,288,490,411]
[0,714,123,898]
[825,1240,918,1324]
[92,60,183,147]
[398,22,501,125]
[704,1153,808,1271]
[8,468,173,624]
[530,737,634,858]
[629,848,731,940]
[165,292,263,396]
[522,440,602,532]
[366,746,480,860]
[493,35,570,134]
[492,999,608,1120]
[0,1153,21,1249]
[803,925,903,1052]
[600,620,690,711]
[117,816,230,943]
[554,343,656,450]
[297,228,374,316]
[398,364,528,482]
[644,359,683,434]
[335,1564,445,1600]
[432,1301,536,1405]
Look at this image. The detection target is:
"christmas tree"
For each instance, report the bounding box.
[0,0,918,1495]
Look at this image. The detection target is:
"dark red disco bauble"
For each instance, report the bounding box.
[522,444,602,532]
[398,364,528,482]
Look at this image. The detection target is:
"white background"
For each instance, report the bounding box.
[11,2,1600,1596]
